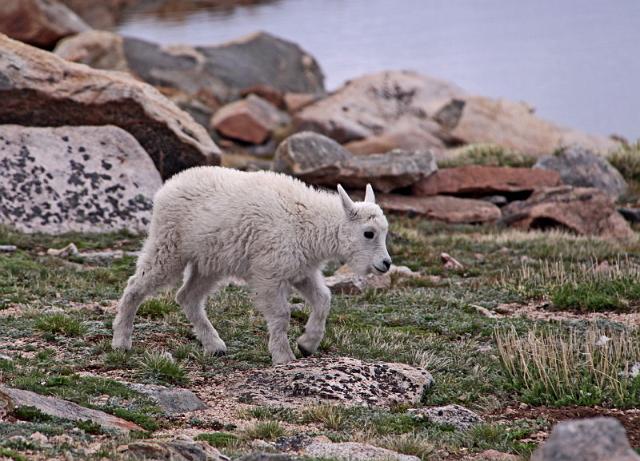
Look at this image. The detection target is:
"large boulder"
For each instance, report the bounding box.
[0,386,142,433]
[59,0,136,29]
[438,96,619,156]
[412,165,561,198]
[409,405,482,431]
[294,70,463,144]
[220,356,433,409]
[534,145,627,199]
[375,194,501,224]
[55,31,325,105]
[0,34,219,179]
[304,441,420,461]
[119,437,229,461]
[531,417,640,461]
[274,132,436,193]
[0,0,89,49]
[0,125,161,234]
[501,186,635,240]
[211,94,290,144]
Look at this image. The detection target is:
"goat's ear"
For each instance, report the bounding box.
[337,184,356,217]
[364,184,376,204]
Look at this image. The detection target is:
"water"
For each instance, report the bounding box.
[117,0,640,140]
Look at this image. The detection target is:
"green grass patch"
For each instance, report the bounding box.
[138,351,188,385]
[35,313,87,337]
[138,298,178,319]
[195,432,239,448]
[438,143,536,168]
[243,421,285,440]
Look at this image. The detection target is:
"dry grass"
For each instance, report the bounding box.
[495,323,640,406]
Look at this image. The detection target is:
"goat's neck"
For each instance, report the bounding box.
[303,197,346,264]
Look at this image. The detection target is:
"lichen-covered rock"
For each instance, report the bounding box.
[410,404,482,431]
[501,186,635,240]
[274,132,437,193]
[0,34,220,179]
[0,386,142,433]
[0,0,89,49]
[224,356,433,408]
[126,383,207,416]
[295,70,463,144]
[0,125,161,234]
[534,145,627,198]
[531,417,640,461]
[304,441,420,461]
[119,436,229,461]
[439,96,619,156]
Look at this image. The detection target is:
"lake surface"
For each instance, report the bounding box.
[117,0,640,140]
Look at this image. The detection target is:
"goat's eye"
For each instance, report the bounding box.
[364,231,375,239]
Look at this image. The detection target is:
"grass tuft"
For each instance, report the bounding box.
[138,351,188,385]
[243,421,285,440]
[35,313,86,337]
[439,143,536,169]
[195,432,239,448]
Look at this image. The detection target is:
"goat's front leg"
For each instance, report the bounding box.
[293,270,331,357]
[254,283,296,365]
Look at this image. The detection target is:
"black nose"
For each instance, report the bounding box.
[383,259,391,270]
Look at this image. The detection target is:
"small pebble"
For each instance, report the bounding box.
[0,245,17,252]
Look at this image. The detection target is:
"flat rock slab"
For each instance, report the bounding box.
[412,165,561,198]
[274,132,436,193]
[534,145,627,199]
[0,125,161,234]
[375,194,501,224]
[0,386,142,433]
[0,34,219,179]
[126,383,207,415]
[502,186,635,240]
[224,356,433,408]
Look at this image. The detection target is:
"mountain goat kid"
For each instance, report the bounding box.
[111,167,392,365]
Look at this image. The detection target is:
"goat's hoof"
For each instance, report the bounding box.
[297,343,313,358]
[213,350,226,357]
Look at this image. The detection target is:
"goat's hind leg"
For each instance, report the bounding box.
[176,265,227,355]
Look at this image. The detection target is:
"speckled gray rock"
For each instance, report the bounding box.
[304,441,420,461]
[531,417,640,461]
[534,145,627,198]
[127,383,207,415]
[410,404,482,431]
[226,356,433,408]
[0,125,161,234]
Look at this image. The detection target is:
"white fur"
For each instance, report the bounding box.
[112,167,391,364]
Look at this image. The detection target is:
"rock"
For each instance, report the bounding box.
[1,34,220,180]
[441,253,464,271]
[295,70,464,144]
[240,84,286,109]
[481,195,509,207]
[534,145,627,198]
[325,265,392,294]
[59,0,136,29]
[0,245,16,253]
[410,404,481,431]
[344,122,446,156]
[47,243,79,258]
[470,450,520,461]
[211,95,290,144]
[0,0,89,49]
[501,186,635,240]
[284,92,319,113]
[274,132,437,193]
[236,454,294,461]
[618,208,640,224]
[77,250,139,264]
[56,31,325,105]
[373,194,502,224]
[0,386,142,433]
[439,96,619,156]
[54,30,130,72]
[0,125,161,234]
[531,417,640,461]
[412,166,561,198]
[126,383,207,415]
[304,441,420,461]
[119,436,230,461]
[225,356,433,408]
